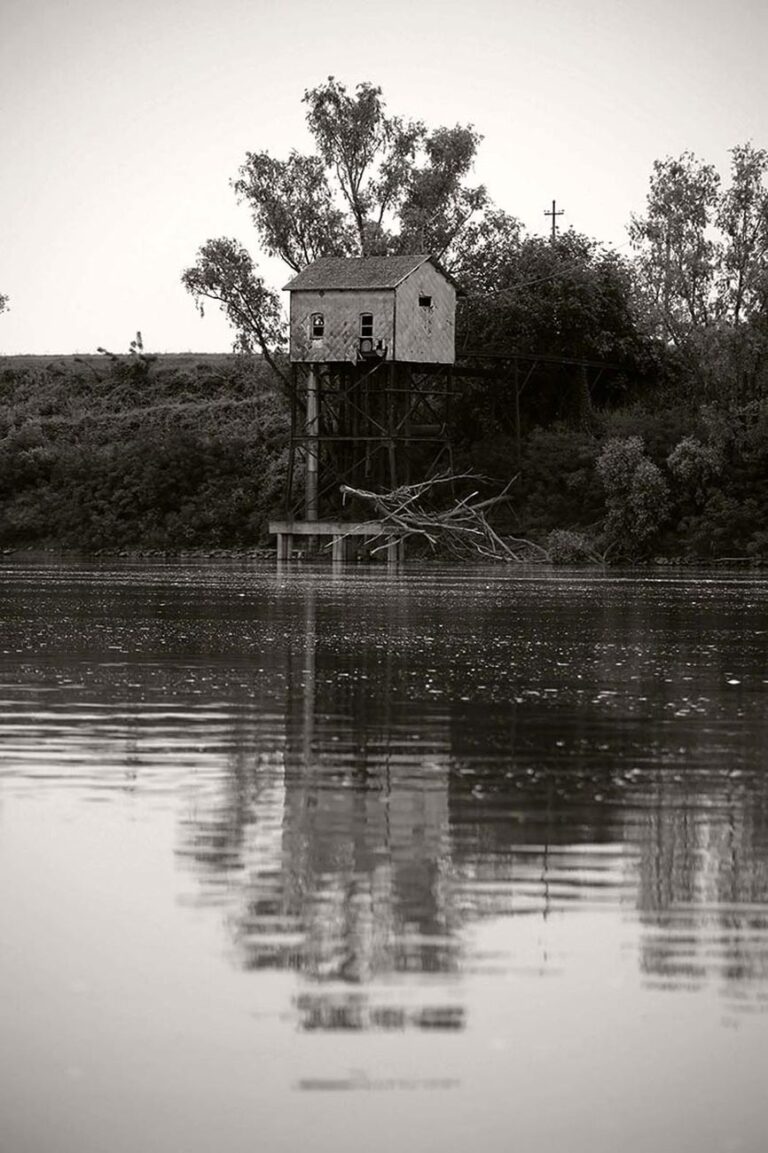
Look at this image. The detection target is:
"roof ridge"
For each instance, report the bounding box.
[283,253,441,292]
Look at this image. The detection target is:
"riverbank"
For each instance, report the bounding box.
[1,542,765,569]
[1,352,767,561]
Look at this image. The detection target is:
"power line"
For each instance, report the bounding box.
[468,236,636,299]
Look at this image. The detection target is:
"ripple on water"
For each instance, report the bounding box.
[1,562,768,1153]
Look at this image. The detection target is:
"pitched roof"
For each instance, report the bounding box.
[283,254,457,292]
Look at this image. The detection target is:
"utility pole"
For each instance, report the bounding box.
[544,199,564,243]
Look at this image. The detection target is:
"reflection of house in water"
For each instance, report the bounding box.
[178,585,464,1032]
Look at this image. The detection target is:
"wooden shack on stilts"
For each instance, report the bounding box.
[270,254,461,564]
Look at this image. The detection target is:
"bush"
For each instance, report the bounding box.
[667,435,721,499]
[545,529,600,564]
[511,425,603,536]
[596,436,670,558]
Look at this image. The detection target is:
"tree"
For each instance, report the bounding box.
[232,151,355,272]
[629,151,720,343]
[184,78,492,354]
[596,436,670,558]
[453,230,653,437]
[0,293,8,315]
[630,144,768,402]
[716,143,768,326]
[448,207,522,293]
[181,239,289,389]
[298,78,427,257]
[460,230,640,360]
[234,78,489,266]
[395,123,488,261]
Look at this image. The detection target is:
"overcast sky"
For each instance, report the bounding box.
[1,0,765,355]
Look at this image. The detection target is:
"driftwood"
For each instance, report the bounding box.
[340,475,551,563]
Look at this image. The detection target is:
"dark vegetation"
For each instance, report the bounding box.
[0,351,288,551]
[2,83,767,561]
[2,341,766,562]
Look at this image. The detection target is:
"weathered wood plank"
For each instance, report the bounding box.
[269,520,403,537]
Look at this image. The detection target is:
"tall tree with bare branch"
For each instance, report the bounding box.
[183,78,497,359]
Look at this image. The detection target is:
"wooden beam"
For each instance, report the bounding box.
[270,520,403,537]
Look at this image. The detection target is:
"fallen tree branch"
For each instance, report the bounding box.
[340,474,550,563]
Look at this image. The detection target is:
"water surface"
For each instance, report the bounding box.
[1,561,766,1152]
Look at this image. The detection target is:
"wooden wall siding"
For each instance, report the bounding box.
[287,262,456,364]
[289,289,394,364]
[394,262,456,364]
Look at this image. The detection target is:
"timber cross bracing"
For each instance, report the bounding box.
[284,360,454,520]
[280,348,617,523]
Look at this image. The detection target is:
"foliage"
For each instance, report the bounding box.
[629,151,721,338]
[2,349,767,562]
[181,239,289,388]
[236,77,488,266]
[630,144,768,404]
[232,151,355,271]
[596,436,670,558]
[666,435,721,499]
[395,123,488,262]
[668,401,768,558]
[515,425,604,534]
[300,78,427,257]
[0,293,8,315]
[448,207,522,293]
[0,353,290,551]
[95,330,157,386]
[677,492,766,559]
[457,425,603,541]
[601,403,691,461]
[460,231,640,360]
[716,144,768,326]
[299,80,420,256]
[545,529,601,564]
[454,232,658,436]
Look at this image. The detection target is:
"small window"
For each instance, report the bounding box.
[360,313,373,338]
[310,313,324,339]
[418,295,432,308]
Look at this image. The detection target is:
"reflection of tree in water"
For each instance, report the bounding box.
[635,766,768,1004]
[447,697,640,933]
[597,583,768,1006]
[176,575,768,1019]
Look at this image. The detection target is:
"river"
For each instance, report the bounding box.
[0,560,766,1152]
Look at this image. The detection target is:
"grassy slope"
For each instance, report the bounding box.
[0,353,291,551]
